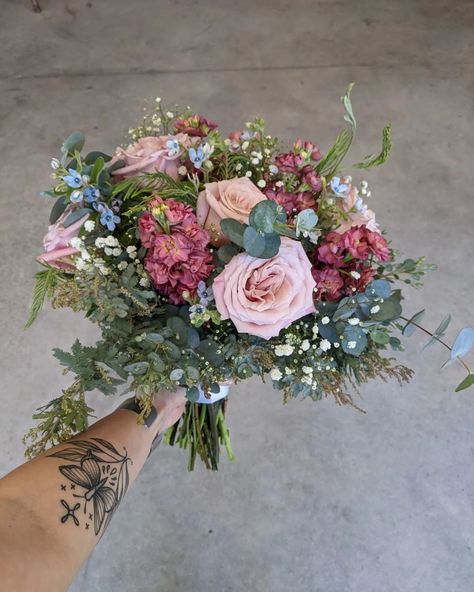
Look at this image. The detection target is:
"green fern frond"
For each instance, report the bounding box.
[25,267,63,329]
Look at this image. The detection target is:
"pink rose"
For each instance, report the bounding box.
[213,237,316,340]
[110,133,193,180]
[38,207,89,271]
[335,185,379,234]
[197,177,267,246]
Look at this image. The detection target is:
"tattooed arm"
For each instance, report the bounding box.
[0,389,186,592]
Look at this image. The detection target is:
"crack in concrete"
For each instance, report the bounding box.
[3,61,474,82]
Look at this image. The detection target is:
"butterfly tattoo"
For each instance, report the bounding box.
[48,438,130,536]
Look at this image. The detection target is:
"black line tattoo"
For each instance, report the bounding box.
[48,438,131,536]
[60,500,80,526]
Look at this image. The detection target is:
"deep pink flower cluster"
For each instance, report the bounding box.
[267,139,323,217]
[174,114,218,138]
[313,226,391,301]
[138,197,214,304]
[265,187,316,216]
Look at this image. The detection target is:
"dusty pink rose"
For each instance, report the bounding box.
[38,207,89,271]
[213,237,316,340]
[335,185,379,234]
[197,177,267,246]
[110,133,193,180]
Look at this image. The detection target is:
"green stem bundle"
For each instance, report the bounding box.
[163,399,234,470]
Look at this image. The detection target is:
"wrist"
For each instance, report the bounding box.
[116,397,163,448]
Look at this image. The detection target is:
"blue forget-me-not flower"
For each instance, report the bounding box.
[330,176,349,197]
[97,203,120,232]
[83,185,100,204]
[63,169,83,189]
[166,136,180,157]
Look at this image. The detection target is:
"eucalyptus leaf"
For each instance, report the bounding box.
[63,208,92,228]
[217,243,240,264]
[107,159,126,173]
[49,196,68,224]
[147,352,165,372]
[123,361,149,375]
[451,327,474,360]
[366,279,391,300]
[402,309,425,337]
[185,366,200,381]
[258,233,281,258]
[61,131,85,157]
[370,329,390,345]
[220,218,246,247]
[187,328,201,349]
[243,226,266,257]
[249,200,279,233]
[455,373,474,392]
[85,151,112,165]
[342,326,368,356]
[186,386,200,403]
[170,368,184,381]
[370,297,402,322]
[434,314,452,337]
[144,333,165,344]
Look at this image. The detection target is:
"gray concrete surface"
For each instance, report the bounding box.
[1,0,474,590]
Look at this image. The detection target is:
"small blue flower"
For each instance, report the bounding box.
[241,130,256,141]
[197,281,214,306]
[63,168,83,188]
[330,176,349,197]
[166,136,180,157]
[354,197,368,214]
[97,203,120,231]
[189,143,212,170]
[83,185,100,204]
[188,147,205,169]
[70,190,83,203]
[189,304,206,316]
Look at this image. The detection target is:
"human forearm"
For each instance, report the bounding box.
[0,390,185,592]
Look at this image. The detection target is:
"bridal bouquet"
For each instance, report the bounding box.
[25,86,474,469]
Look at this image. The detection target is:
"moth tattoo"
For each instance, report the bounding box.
[48,438,130,536]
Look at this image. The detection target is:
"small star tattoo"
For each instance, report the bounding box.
[60,484,67,491]
[85,523,90,530]
[70,484,76,490]
[89,513,93,520]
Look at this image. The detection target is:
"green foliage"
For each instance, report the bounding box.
[23,382,95,459]
[455,374,474,392]
[316,84,356,177]
[61,131,85,161]
[53,339,125,394]
[422,314,451,350]
[25,267,63,328]
[220,218,246,247]
[63,207,92,227]
[49,195,68,224]
[353,125,392,169]
[115,172,198,211]
[402,309,426,337]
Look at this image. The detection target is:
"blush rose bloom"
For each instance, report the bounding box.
[38,207,89,271]
[196,177,267,246]
[110,133,193,181]
[213,237,316,339]
[335,185,379,234]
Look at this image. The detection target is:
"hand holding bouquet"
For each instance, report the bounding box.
[25,86,474,469]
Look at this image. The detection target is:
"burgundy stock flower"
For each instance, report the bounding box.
[174,114,218,138]
[138,197,213,303]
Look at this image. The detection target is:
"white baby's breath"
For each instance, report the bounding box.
[270,368,283,381]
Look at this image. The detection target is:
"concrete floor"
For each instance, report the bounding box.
[1,0,474,590]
